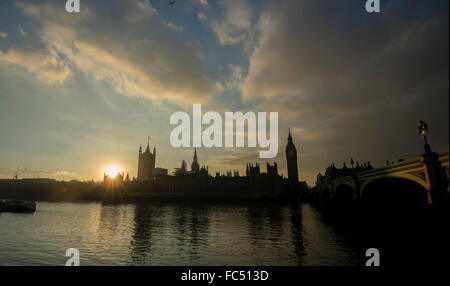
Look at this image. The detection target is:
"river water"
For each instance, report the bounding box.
[3,200,438,266]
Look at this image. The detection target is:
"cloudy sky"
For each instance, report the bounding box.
[0,0,448,184]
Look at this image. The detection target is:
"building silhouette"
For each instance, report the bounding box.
[173,150,208,177]
[104,172,124,182]
[246,163,260,177]
[120,131,308,198]
[173,160,188,176]
[286,129,299,183]
[153,167,168,176]
[315,161,374,189]
[137,138,156,180]
[191,148,200,173]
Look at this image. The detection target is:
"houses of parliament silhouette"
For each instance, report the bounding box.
[0,131,306,202]
[104,131,308,198]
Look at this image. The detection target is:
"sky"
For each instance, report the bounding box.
[0,0,448,185]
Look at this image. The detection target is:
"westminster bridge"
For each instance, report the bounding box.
[313,147,449,207]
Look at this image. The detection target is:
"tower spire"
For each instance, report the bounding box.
[145,136,150,152]
[286,128,298,183]
[191,148,200,172]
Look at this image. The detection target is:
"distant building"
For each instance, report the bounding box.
[246,163,260,177]
[103,172,124,182]
[174,150,208,177]
[315,161,373,188]
[137,138,156,180]
[199,165,209,176]
[267,162,278,177]
[153,167,168,176]
[245,162,280,178]
[173,160,188,176]
[21,178,56,184]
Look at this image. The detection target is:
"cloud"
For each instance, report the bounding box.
[18,26,27,37]
[0,47,72,83]
[168,22,184,32]
[198,0,254,46]
[225,64,244,89]
[205,149,260,170]
[240,0,449,183]
[243,1,449,108]
[16,168,77,178]
[44,170,77,176]
[291,127,320,143]
[6,0,221,105]
[0,31,7,38]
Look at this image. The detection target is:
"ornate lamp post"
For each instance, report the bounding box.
[417,120,448,205]
[417,120,431,153]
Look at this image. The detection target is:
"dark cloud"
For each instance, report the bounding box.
[240,0,449,183]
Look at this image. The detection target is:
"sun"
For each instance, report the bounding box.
[104,165,123,178]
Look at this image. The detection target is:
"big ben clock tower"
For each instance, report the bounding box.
[286,129,299,182]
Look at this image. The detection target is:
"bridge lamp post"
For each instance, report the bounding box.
[417,120,431,154]
[417,120,449,205]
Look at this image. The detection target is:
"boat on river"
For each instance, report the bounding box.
[0,199,36,212]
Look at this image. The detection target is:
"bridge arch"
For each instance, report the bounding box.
[361,176,428,210]
[360,173,428,193]
[334,184,353,201]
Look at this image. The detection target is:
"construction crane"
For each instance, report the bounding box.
[13,167,28,180]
